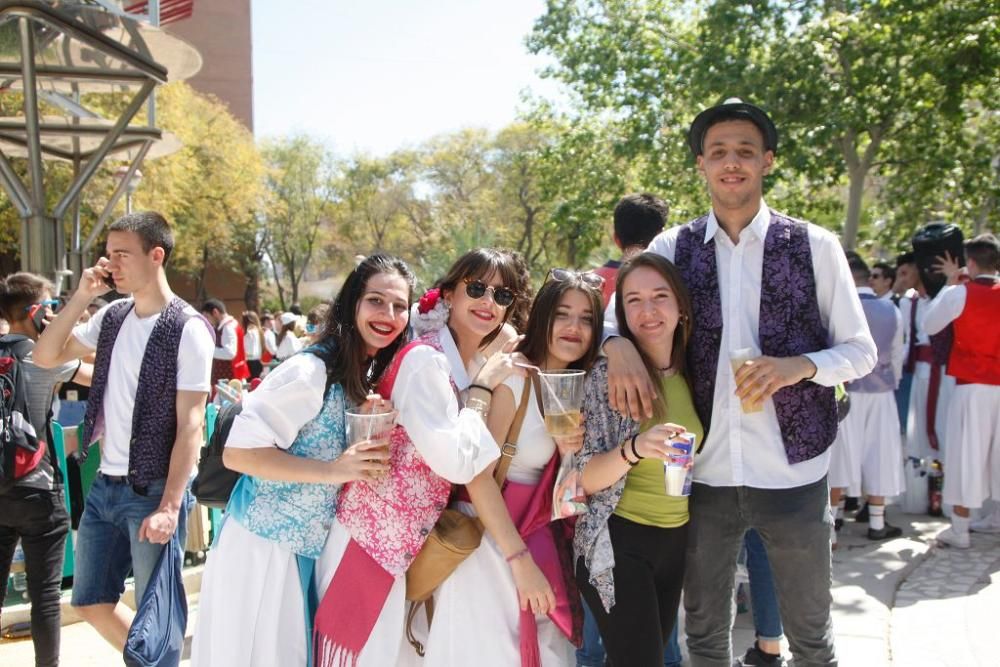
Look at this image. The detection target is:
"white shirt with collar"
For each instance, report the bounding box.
[214,315,239,361]
[898,293,933,379]
[605,200,875,489]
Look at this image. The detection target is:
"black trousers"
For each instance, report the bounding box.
[0,490,70,667]
[576,514,688,667]
[248,359,264,379]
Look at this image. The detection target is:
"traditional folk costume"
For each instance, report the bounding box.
[901,294,955,460]
[404,374,580,667]
[842,287,906,499]
[924,275,1000,513]
[192,342,345,667]
[209,314,250,387]
[311,327,499,667]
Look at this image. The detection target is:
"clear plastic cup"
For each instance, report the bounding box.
[537,369,586,436]
[345,408,397,447]
[663,432,695,497]
[730,347,764,414]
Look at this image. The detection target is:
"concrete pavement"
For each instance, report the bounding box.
[3,507,998,666]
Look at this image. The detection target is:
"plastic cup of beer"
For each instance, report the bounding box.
[537,369,586,437]
[663,431,695,497]
[730,347,764,414]
[345,408,397,447]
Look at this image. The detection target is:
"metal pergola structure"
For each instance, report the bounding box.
[0,0,198,289]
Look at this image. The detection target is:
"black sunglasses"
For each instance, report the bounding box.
[547,268,605,289]
[463,278,517,307]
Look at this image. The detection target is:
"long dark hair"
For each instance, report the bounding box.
[516,274,603,372]
[613,252,694,419]
[241,310,261,336]
[437,247,523,349]
[322,253,416,404]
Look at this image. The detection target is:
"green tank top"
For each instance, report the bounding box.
[613,372,704,528]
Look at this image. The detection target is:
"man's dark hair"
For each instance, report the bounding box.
[107,211,175,266]
[895,252,916,268]
[871,261,895,283]
[200,298,226,315]
[965,233,1000,272]
[613,193,668,249]
[289,303,303,316]
[846,253,870,281]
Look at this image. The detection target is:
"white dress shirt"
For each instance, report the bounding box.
[214,316,238,361]
[898,294,933,379]
[605,200,876,488]
[922,275,1000,336]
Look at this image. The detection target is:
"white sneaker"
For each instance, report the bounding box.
[970,510,1000,534]
[936,526,971,549]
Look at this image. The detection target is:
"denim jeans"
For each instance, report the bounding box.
[684,479,836,667]
[0,490,70,667]
[71,475,192,607]
[579,602,682,667]
[744,528,783,641]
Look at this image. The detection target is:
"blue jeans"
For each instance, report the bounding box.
[71,475,192,607]
[578,598,682,667]
[744,529,783,641]
[895,372,913,435]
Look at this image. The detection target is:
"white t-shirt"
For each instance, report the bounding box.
[73,299,215,475]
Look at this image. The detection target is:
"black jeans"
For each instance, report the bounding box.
[576,514,688,667]
[683,478,836,667]
[0,489,70,667]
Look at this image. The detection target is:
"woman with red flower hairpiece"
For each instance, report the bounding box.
[311,248,530,667]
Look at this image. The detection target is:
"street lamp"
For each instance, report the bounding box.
[114,166,143,214]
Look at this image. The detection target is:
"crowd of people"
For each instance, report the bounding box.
[0,98,996,667]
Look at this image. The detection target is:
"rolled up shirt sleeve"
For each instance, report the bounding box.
[802,230,877,386]
[391,345,499,484]
[227,353,326,450]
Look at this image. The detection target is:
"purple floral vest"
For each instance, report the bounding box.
[850,294,898,393]
[674,211,837,464]
[80,297,196,487]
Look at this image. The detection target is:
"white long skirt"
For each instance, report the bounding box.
[906,363,955,459]
[942,384,1000,509]
[399,512,575,667]
[828,416,861,496]
[846,391,904,497]
[191,518,309,667]
[314,516,409,667]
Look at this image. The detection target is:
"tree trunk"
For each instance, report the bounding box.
[843,166,865,250]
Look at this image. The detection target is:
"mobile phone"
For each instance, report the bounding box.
[29,304,47,334]
[102,272,115,290]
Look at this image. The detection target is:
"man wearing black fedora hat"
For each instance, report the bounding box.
[602,98,876,666]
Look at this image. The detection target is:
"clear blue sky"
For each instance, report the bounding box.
[251,0,556,155]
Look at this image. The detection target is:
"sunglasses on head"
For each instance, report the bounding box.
[547,268,605,290]
[463,278,517,308]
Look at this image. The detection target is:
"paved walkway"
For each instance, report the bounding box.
[2,508,997,665]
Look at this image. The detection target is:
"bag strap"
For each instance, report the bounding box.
[492,377,533,488]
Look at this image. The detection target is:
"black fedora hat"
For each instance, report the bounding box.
[688,97,778,157]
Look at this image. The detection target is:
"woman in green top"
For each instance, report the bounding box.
[574,252,703,666]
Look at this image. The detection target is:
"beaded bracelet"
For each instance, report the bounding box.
[620,442,638,467]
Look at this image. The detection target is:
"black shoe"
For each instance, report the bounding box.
[834,517,843,531]
[734,644,786,666]
[867,523,903,540]
[844,496,859,512]
[854,502,870,523]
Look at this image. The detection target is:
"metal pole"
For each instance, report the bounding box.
[19,16,58,277]
[81,141,151,255]
[53,79,155,219]
[0,150,32,217]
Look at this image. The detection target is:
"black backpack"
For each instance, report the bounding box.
[191,340,338,509]
[0,335,46,493]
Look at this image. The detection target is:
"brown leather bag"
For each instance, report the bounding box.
[404,381,534,654]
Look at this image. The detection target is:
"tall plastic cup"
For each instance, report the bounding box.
[537,369,586,436]
[345,408,397,447]
[663,432,695,497]
[730,347,764,414]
